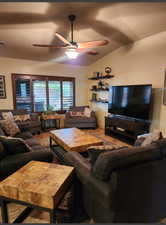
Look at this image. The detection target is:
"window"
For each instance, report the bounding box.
[33,80,47,112]
[62,81,74,110]
[15,78,32,112]
[13,74,75,112]
[48,81,61,110]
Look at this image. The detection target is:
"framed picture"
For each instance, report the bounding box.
[0,75,6,99]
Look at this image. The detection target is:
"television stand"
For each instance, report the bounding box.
[105,115,150,145]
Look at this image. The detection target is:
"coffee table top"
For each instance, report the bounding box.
[50,128,103,152]
[0,161,74,209]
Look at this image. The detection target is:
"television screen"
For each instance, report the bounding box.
[108,84,152,120]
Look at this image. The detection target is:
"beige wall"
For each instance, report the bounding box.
[0,57,88,109]
[88,31,166,135]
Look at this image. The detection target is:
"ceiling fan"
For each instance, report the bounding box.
[33,14,109,59]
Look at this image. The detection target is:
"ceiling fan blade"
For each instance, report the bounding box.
[76,48,98,55]
[86,51,99,55]
[78,40,109,49]
[33,44,68,48]
[55,32,72,46]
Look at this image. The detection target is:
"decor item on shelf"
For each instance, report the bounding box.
[0,75,6,99]
[98,97,108,103]
[92,93,97,101]
[98,80,103,89]
[92,85,97,91]
[105,67,112,75]
[96,72,100,78]
[103,82,109,90]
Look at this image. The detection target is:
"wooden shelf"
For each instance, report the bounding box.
[90,88,109,92]
[90,99,108,104]
[88,75,114,80]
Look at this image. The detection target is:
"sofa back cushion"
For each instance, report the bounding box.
[69,106,89,112]
[92,143,162,181]
[0,136,31,155]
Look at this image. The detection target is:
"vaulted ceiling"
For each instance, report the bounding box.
[0,2,166,66]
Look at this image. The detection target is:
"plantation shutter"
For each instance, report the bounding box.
[48,81,61,110]
[62,81,74,110]
[33,80,47,112]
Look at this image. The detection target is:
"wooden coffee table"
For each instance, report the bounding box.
[0,161,74,223]
[49,128,103,153]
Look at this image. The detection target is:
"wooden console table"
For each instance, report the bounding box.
[0,161,74,223]
[41,114,65,130]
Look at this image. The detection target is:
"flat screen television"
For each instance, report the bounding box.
[108,84,152,120]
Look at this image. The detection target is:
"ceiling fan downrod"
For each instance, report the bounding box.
[68,14,76,44]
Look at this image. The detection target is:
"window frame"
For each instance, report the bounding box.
[12,73,75,112]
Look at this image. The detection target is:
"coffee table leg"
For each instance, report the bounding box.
[50,209,56,223]
[50,137,53,148]
[1,199,9,223]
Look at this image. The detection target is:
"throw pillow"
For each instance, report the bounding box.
[84,107,92,117]
[141,130,163,147]
[0,142,7,160]
[0,136,31,155]
[87,144,123,165]
[2,112,14,121]
[13,114,31,122]
[70,111,84,117]
[0,119,20,137]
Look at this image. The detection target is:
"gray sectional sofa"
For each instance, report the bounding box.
[52,138,166,223]
[64,106,97,129]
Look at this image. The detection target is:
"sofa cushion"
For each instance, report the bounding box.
[92,143,162,181]
[87,144,125,165]
[14,131,33,140]
[0,142,6,160]
[0,119,20,136]
[0,136,31,155]
[69,106,89,112]
[66,116,96,123]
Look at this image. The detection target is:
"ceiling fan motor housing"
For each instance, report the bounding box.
[68,15,76,22]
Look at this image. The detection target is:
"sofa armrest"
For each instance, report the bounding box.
[64,151,91,171]
[65,152,112,205]
[0,150,53,179]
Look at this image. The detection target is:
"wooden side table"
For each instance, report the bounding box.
[0,161,74,223]
[41,114,65,131]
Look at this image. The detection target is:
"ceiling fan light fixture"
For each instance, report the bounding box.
[65,49,79,59]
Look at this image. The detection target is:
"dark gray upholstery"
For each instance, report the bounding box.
[53,141,166,222]
[92,143,161,181]
[0,150,53,180]
[0,128,53,180]
[0,109,41,134]
[64,106,97,129]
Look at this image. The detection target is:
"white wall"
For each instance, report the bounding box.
[88,31,166,135]
[0,57,89,109]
